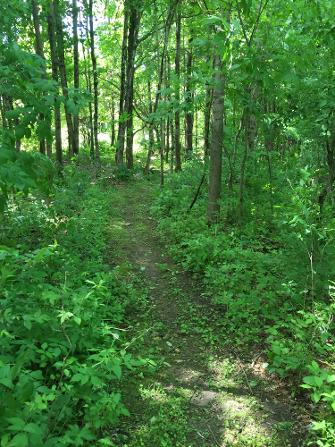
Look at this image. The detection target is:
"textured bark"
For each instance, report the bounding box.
[88,0,100,160]
[160,121,165,187]
[174,6,182,171]
[82,21,94,158]
[111,99,116,146]
[0,96,8,129]
[46,2,62,166]
[185,38,193,158]
[125,5,142,169]
[204,62,213,157]
[207,54,225,225]
[31,0,47,155]
[72,0,80,155]
[115,6,129,165]
[144,81,154,175]
[54,0,75,157]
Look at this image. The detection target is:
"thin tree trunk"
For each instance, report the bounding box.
[111,99,116,146]
[115,5,129,165]
[185,37,193,158]
[144,81,154,174]
[204,67,213,157]
[72,0,80,155]
[47,1,62,166]
[0,96,7,129]
[31,0,48,155]
[239,87,257,219]
[174,6,182,171]
[125,5,141,169]
[82,21,94,158]
[54,0,75,157]
[88,0,100,160]
[170,117,175,172]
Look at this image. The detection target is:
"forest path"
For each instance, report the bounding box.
[107,177,304,447]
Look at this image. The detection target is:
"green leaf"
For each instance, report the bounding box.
[8,433,28,447]
[110,359,122,379]
[7,418,26,431]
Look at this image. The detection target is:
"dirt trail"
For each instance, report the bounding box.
[107,179,306,447]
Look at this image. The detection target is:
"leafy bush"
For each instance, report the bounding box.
[0,148,55,212]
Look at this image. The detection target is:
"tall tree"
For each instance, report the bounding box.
[185,36,194,159]
[54,0,75,157]
[115,5,129,165]
[72,0,80,155]
[46,1,62,166]
[125,3,142,169]
[88,0,100,160]
[31,0,49,156]
[174,5,182,171]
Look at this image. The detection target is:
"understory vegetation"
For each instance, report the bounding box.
[0,163,149,446]
[153,159,335,445]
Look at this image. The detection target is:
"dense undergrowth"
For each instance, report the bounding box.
[0,162,147,447]
[153,160,335,446]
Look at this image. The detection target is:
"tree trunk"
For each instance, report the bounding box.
[238,87,258,219]
[185,37,193,159]
[82,21,95,158]
[144,81,154,175]
[115,6,129,165]
[46,1,62,166]
[31,0,48,155]
[160,120,165,187]
[174,6,182,171]
[88,0,100,161]
[72,0,80,155]
[204,62,213,157]
[207,54,225,225]
[125,4,142,169]
[54,0,75,158]
[111,99,116,146]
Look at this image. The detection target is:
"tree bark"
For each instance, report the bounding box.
[125,4,142,169]
[204,61,213,157]
[82,20,95,158]
[46,1,62,166]
[115,5,129,165]
[185,37,193,158]
[174,6,182,171]
[31,0,48,155]
[54,0,75,158]
[88,0,100,161]
[207,54,225,225]
[72,0,80,155]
